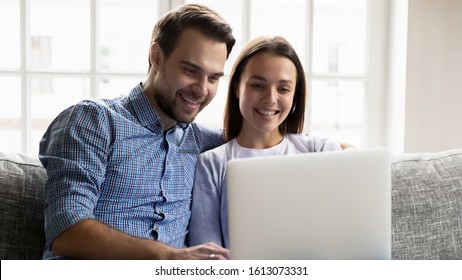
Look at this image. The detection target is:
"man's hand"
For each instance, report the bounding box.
[51,219,229,260]
[171,242,230,260]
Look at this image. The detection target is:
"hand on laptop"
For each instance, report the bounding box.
[340,142,357,151]
[173,242,229,260]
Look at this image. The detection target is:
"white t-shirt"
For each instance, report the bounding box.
[230,134,324,159]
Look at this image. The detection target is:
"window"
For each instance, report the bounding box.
[310,0,367,146]
[191,0,385,149]
[0,0,386,154]
[0,0,157,154]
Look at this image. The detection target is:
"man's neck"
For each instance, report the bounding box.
[141,80,177,131]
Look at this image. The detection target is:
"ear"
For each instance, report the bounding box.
[149,42,163,72]
[234,82,240,99]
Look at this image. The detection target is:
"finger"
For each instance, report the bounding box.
[214,253,229,260]
[195,244,227,260]
[208,249,230,260]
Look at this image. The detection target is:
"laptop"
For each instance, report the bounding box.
[226,148,391,260]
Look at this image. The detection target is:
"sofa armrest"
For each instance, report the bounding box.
[391,148,462,259]
[0,152,46,259]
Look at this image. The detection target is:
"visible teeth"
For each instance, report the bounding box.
[257,109,277,116]
[180,93,200,105]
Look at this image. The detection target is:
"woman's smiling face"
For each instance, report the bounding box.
[236,52,297,139]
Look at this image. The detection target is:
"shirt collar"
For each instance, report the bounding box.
[127,83,163,132]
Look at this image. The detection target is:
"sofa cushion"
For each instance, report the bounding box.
[0,152,46,259]
[391,148,462,259]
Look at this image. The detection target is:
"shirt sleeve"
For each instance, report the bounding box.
[188,150,226,247]
[192,122,225,153]
[312,136,343,152]
[39,100,110,248]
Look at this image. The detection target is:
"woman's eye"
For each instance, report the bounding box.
[251,84,264,89]
[279,87,291,93]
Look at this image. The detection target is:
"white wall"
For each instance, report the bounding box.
[404,0,462,152]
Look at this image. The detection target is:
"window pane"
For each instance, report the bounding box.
[98,0,157,73]
[312,0,367,75]
[310,80,364,147]
[185,0,243,75]
[30,0,90,71]
[99,77,142,99]
[30,77,90,154]
[0,77,21,153]
[0,0,20,69]
[250,0,307,63]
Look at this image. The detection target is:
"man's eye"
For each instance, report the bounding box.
[209,76,220,83]
[184,68,197,75]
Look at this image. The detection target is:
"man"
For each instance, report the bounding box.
[39,4,235,260]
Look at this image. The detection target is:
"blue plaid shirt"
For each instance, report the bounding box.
[39,84,224,259]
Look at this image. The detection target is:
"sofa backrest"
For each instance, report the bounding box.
[0,152,46,260]
[391,148,462,259]
[1,148,461,260]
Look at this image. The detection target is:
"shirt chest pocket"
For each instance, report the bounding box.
[160,152,199,197]
[104,138,165,199]
[103,146,200,201]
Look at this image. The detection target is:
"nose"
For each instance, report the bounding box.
[262,88,277,105]
[191,77,208,96]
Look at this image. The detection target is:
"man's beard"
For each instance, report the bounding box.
[155,86,198,124]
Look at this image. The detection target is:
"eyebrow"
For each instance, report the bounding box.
[249,75,294,84]
[180,61,225,78]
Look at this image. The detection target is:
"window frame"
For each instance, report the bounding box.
[3,0,159,154]
[305,0,387,148]
[1,0,388,154]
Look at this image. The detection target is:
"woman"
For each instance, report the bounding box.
[188,36,342,248]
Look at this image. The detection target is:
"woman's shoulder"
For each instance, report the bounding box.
[286,133,342,152]
[195,141,233,184]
